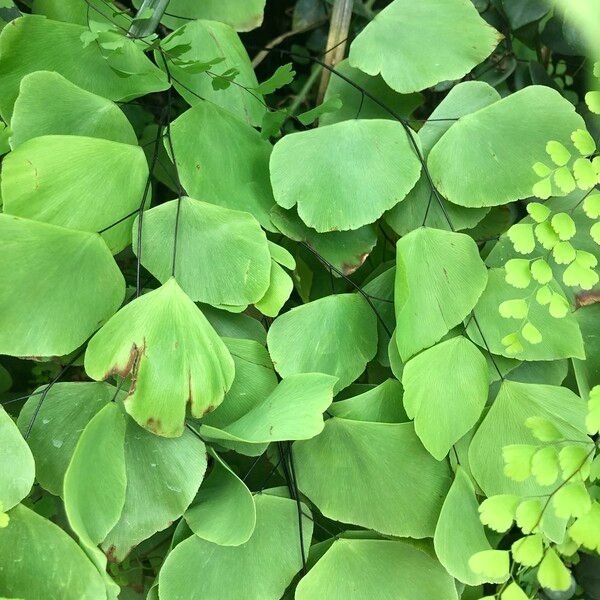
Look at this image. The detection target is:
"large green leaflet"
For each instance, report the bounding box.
[466,268,585,360]
[32,386,206,564]
[269,119,422,232]
[402,336,489,460]
[394,227,488,361]
[0,406,34,512]
[200,373,337,445]
[136,0,266,31]
[485,195,600,303]
[294,418,452,537]
[17,382,115,496]
[348,0,501,93]
[469,381,592,497]
[101,414,207,561]
[203,309,267,345]
[158,493,312,600]
[203,338,277,429]
[63,402,126,598]
[328,378,407,423]
[160,20,264,125]
[433,467,495,586]
[184,448,255,546]
[428,86,586,207]
[169,100,276,230]
[0,504,106,599]
[270,206,377,276]
[385,172,490,236]
[574,304,600,398]
[267,293,378,393]
[64,403,127,548]
[32,0,132,28]
[0,15,168,120]
[419,81,501,154]
[2,135,148,253]
[296,538,458,599]
[85,278,235,437]
[10,71,137,147]
[254,257,294,317]
[133,197,272,306]
[0,215,125,357]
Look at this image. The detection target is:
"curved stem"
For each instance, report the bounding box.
[128,0,171,38]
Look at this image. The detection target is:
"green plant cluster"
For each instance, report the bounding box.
[0,0,599,599]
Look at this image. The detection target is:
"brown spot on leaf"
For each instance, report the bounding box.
[202,404,216,416]
[103,340,146,399]
[576,289,600,309]
[105,545,118,563]
[342,252,370,276]
[145,417,162,433]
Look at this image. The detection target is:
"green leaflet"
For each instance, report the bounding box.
[402,336,489,460]
[349,0,500,93]
[84,278,235,438]
[394,227,488,361]
[203,338,277,429]
[169,100,276,230]
[385,171,490,235]
[294,418,452,537]
[202,308,267,345]
[184,448,255,546]
[0,406,34,512]
[2,134,148,253]
[466,268,585,360]
[419,81,501,154]
[10,71,137,147]
[319,58,423,126]
[133,197,272,306]
[267,293,378,393]
[32,0,132,28]
[502,0,553,29]
[270,205,378,277]
[386,82,499,232]
[64,403,127,547]
[434,468,495,586]
[17,382,115,496]
[159,492,312,600]
[63,402,126,597]
[269,119,422,232]
[136,0,266,31]
[469,381,592,497]
[428,86,586,207]
[200,372,337,445]
[159,20,264,125]
[328,378,407,423]
[19,383,206,561]
[486,194,600,303]
[101,413,207,561]
[0,15,168,120]
[0,504,106,599]
[254,259,293,317]
[0,215,125,357]
[296,538,458,599]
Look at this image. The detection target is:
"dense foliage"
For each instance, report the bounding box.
[0,0,599,598]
